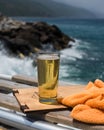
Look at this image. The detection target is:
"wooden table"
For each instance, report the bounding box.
[0,74,104,130]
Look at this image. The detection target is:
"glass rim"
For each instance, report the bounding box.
[36,51,60,56]
[36,51,60,60]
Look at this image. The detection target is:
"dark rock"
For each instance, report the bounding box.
[0,15,75,57]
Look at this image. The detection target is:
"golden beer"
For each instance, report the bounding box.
[37,53,60,104]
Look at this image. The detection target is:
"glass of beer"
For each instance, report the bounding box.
[37,52,60,104]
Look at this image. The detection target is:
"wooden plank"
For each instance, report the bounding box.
[12,74,38,86]
[0,79,36,92]
[0,93,20,112]
[1,82,104,130]
[27,107,104,130]
[0,85,84,113]
[43,110,104,130]
[13,88,67,112]
[58,85,85,97]
[13,85,85,112]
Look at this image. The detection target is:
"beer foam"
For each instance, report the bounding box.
[38,54,59,60]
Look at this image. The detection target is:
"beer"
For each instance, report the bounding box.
[37,53,60,104]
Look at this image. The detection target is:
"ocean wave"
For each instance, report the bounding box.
[60,38,87,60]
[0,51,36,77]
[0,38,98,85]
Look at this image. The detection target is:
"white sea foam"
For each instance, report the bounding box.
[0,38,87,75]
[0,51,36,77]
[60,39,86,60]
[59,38,92,84]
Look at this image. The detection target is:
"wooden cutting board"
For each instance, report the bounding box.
[13,85,85,113]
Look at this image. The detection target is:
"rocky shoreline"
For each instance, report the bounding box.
[0,14,75,58]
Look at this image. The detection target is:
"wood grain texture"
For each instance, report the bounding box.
[0,74,104,130]
[0,84,85,113]
[12,74,38,86]
[0,93,20,112]
[0,79,35,92]
[13,86,85,112]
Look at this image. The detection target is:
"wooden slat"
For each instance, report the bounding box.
[0,79,37,92]
[0,85,84,113]
[13,87,67,112]
[0,93,20,112]
[27,108,104,130]
[44,110,104,130]
[12,74,38,86]
[1,75,104,130]
[45,110,73,124]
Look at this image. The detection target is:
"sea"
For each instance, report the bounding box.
[0,17,104,85]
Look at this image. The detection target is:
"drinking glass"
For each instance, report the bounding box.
[37,52,60,104]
